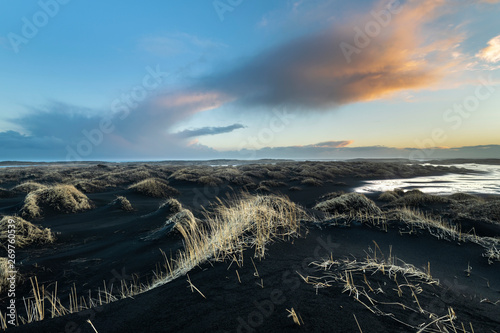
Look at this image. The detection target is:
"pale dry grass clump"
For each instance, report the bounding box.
[140,198,183,220]
[20,185,94,219]
[0,216,55,248]
[128,178,180,198]
[389,207,464,241]
[12,182,48,193]
[301,177,323,187]
[389,207,500,262]
[144,201,193,240]
[289,186,302,191]
[256,185,271,193]
[483,245,500,264]
[198,176,223,187]
[301,253,469,333]
[151,194,307,288]
[110,196,134,212]
[314,192,382,216]
[260,180,286,188]
[73,180,107,193]
[159,198,183,215]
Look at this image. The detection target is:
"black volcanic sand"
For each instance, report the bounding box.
[0,160,499,332]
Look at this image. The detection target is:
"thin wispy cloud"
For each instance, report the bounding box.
[139,32,226,57]
[175,124,246,138]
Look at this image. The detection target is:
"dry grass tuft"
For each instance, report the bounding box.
[110,196,134,212]
[388,207,500,262]
[390,189,450,207]
[20,185,94,219]
[451,199,500,225]
[448,193,483,202]
[289,186,302,191]
[159,198,183,215]
[12,181,48,193]
[198,176,223,187]
[74,180,106,193]
[301,253,468,332]
[144,202,194,240]
[315,193,381,216]
[128,178,180,198]
[170,209,197,230]
[140,198,183,220]
[378,191,399,202]
[150,194,307,289]
[0,216,55,248]
[301,178,323,187]
[260,180,286,188]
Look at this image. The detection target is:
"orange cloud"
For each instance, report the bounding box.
[309,140,354,148]
[155,91,231,113]
[202,0,463,108]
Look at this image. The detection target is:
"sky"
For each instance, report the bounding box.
[0,0,499,161]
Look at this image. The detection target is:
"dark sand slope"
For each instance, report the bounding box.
[0,161,498,332]
[8,226,500,332]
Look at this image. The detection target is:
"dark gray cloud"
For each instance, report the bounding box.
[0,130,64,150]
[175,124,245,138]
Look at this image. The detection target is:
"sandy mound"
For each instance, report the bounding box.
[448,192,483,202]
[145,207,195,241]
[452,199,500,224]
[0,216,55,247]
[74,180,106,193]
[389,189,450,207]
[20,185,94,219]
[128,178,180,198]
[378,191,399,202]
[11,182,48,193]
[109,196,134,212]
[314,192,382,215]
[140,198,183,219]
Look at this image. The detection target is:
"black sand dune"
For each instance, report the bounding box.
[0,160,498,332]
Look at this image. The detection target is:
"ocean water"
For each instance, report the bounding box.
[355,163,500,195]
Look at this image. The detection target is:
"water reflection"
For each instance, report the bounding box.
[355,164,500,195]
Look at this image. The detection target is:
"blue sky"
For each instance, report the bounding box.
[0,0,499,161]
